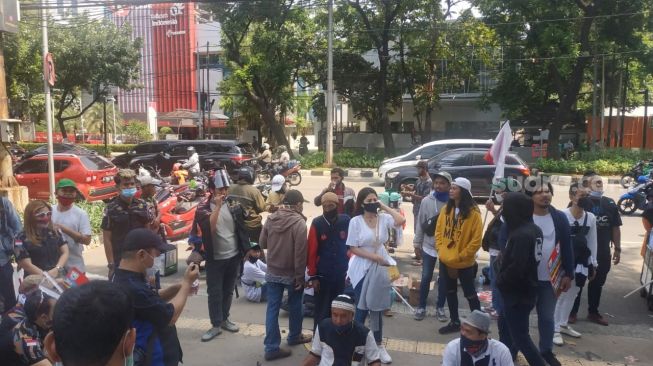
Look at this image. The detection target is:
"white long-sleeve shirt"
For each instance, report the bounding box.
[183,153,200,173]
[442,338,513,366]
[242,259,267,302]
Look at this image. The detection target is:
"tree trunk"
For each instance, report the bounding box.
[56,115,69,141]
[423,105,433,143]
[378,56,395,156]
[258,103,294,159]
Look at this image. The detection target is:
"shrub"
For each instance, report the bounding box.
[18,142,136,155]
[298,151,326,169]
[535,148,650,175]
[76,201,106,235]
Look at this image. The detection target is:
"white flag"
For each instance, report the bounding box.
[484,121,512,179]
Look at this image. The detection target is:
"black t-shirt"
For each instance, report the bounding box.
[588,196,622,255]
[14,229,66,272]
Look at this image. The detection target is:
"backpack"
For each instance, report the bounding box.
[570,213,591,265]
[421,213,438,237]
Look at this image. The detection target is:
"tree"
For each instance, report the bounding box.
[207,1,320,157]
[4,15,141,140]
[474,0,653,158]
[122,120,151,143]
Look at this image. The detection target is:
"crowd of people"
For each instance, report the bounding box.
[0,158,641,366]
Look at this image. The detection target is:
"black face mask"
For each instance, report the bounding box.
[323,209,338,221]
[577,197,594,212]
[248,256,259,264]
[363,202,380,213]
[460,335,488,356]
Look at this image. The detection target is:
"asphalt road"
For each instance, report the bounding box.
[81,175,653,365]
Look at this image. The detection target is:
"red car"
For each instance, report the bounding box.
[14,153,118,202]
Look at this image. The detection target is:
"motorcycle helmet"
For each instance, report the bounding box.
[187,146,196,155]
[172,163,182,171]
[262,143,270,150]
[278,145,287,152]
[237,166,256,184]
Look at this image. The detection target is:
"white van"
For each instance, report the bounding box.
[377,139,493,180]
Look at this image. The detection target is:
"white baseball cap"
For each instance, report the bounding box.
[270,175,286,192]
[452,177,472,193]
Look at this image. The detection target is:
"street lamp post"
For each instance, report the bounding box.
[639,89,649,150]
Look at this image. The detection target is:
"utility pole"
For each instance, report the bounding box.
[641,89,649,149]
[600,55,605,146]
[619,60,629,148]
[592,57,598,149]
[79,95,84,143]
[206,41,211,139]
[111,97,117,143]
[325,0,334,165]
[42,1,55,202]
[103,96,108,156]
[196,42,203,139]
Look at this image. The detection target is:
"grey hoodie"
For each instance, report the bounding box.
[259,207,308,285]
[413,194,447,256]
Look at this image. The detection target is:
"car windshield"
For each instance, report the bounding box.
[80,155,114,170]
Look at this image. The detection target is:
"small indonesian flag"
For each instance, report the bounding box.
[484,121,513,179]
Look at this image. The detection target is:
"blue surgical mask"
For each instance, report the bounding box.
[589,191,603,198]
[434,190,449,202]
[121,187,138,198]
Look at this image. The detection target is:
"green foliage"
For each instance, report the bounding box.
[535,148,653,175]
[76,201,106,235]
[159,127,173,135]
[122,121,151,143]
[17,142,135,155]
[299,149,384,169]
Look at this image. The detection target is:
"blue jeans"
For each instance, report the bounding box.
[353,276,382,344]
[536,281,556,353]
[418,252,446,309]
[264,281,304,353]
[500,299,546,366]
[260,283,268,302]
[489,255,503,312]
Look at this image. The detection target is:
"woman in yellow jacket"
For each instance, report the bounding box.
[435,177,483,334]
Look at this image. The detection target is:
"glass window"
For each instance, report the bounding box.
[54,160,71,172]
[134,143,166,154]
[436,151,469,168]
[506,155,521,165]
[80,155,114,170]
[15,160,48,174]
[169,145,192,155]
[471,152,492,166]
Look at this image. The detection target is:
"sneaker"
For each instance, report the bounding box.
[378,345,392,364]
[264,347,292,361]
[552,332,564,346]
[568,313,577,324]
[560,325,582,338]
[201,327,222,342]
[221,319,240,333]
[414,308,426,321]
[436,308,448,323]
[541,351,562,366]
[587,313,608,326]
[288,333,312,346]
[438,321,460,334]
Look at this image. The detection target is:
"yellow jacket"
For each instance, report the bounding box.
[435,205,482,269]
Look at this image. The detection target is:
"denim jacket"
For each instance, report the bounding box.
[0,197,23,266]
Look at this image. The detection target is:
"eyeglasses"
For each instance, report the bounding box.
[34,211,52,218]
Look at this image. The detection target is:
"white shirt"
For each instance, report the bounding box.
[279,151,290,165]
[442,338,514,366]
[183,152,200,173]
[346,213,398,288]
[310,325,380,366]
[52,204,91,272]
[533,213,556,281]
[562,208,598,268]
[242,259,267,302]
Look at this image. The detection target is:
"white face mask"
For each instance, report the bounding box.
[123,330,135,366]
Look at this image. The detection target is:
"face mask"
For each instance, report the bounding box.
[57,196,75,207]
[589,190,603,198]
[494,193,504,204]
[460,334,487,356]
[34,212,51,228]
[577,197,594,211]
[121,187,138,198]
[434,190,449,202]
[123,331,134,366]
[323,209,338,221]
[363,202,380,213]
[334,322,353,334]
[248,256,259,264]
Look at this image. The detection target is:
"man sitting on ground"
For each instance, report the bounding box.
[302,294,381,366]
[242,244,268,303]
[442,310,514,366]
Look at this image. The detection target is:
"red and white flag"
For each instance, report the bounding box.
[484,121,512,179]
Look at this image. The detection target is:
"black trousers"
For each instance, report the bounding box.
[205,255,241,327]
[440,261,481,323]
[572,248,611,315]
[312,275,346,330]
[0,263,16,312]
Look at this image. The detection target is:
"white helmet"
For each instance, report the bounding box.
[262,143,270,150]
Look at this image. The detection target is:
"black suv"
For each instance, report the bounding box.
[384,148,531,198]
[112,140,256,176]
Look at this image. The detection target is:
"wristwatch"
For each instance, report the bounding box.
[56,266,66,276]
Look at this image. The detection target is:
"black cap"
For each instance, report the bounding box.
[122,228,176,252]
[282,190,307,205]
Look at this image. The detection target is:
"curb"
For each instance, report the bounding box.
[301,169,377,178]
[542,174,621,186]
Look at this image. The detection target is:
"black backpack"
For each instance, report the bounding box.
[570,213,591,265]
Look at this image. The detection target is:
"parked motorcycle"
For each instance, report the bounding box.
[621,160,653,188]
[257,160,302,186]
[617,178,653,215]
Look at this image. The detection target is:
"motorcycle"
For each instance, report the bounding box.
[617,178,653,215]
[256,182,272,200]
[621,160,653,188]
[257,160,302,186]
[157,183,206,242]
